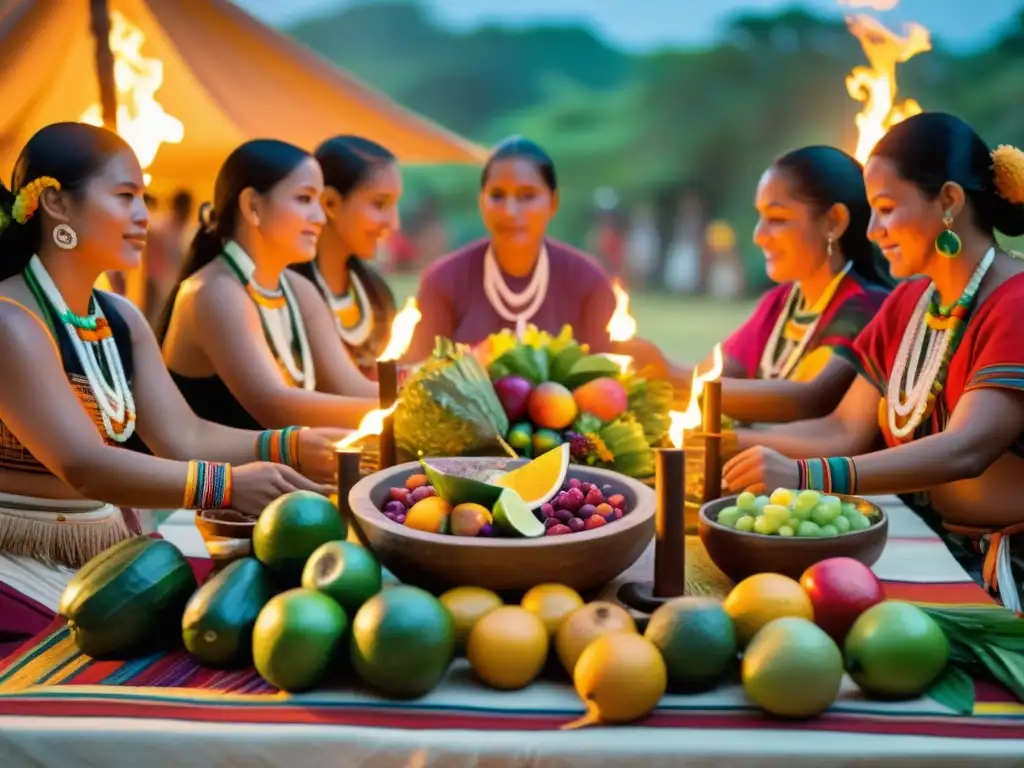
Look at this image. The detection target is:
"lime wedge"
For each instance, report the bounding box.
[491,488,545,538]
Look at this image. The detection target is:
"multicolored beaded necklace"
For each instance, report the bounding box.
[22,255,137,443]
[220,240,316,391]
[309,260,373,347]
[887,247,996,440]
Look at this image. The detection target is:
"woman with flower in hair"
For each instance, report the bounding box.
[157,139,379,431]
[0,123,340,656]
[722,113,1024,609]
[289,135,399,378]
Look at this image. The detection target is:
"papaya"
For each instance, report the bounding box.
[59,536,197,659]
[182,557,272,668]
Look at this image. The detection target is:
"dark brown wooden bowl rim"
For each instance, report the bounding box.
[348,457,655,548]
[699,493,887,543]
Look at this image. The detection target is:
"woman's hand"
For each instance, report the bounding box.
[295,428,355,483]
[722,445,799,496]
[229,462,334,517]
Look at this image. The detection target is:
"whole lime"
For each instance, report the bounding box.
[253,491,346,573]
[645,597,737,686]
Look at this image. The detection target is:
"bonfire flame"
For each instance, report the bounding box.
[378,297,421,362]
[845,12,931,163]
[335,402,400,450]
[668,344,724,449]
[80,11,184,185]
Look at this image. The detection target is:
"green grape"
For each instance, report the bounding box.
[794,490,821,515]
[735,515,756,532]
[811,503,840,527]
[754,496,770,511]
[796,520,821,538]
[841,503,859,518]
[849,511,871,531]
[717,506,743,528]
[736,491,757,511]
[786,517,801,530]
[833,514,851,534]
[819,524,840,538]
[790,503,814,521]
[754,515,780,535]
[769,488,794,507]
[763,504,791,526]
[778,525,795,537]
[819,495,842,511]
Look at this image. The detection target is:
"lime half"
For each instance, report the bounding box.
[491,488,545,538]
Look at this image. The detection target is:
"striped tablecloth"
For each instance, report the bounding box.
[1,496,1023,767]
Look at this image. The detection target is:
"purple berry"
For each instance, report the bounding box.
[554,508,574,524]
[479,523,494,536]
[562,487,584,511]
[541,503,556,519]
[578,482,594,494]
[567,477,582,489]
[567,517,585,532]
[545,524,572,536]
[384,500,406,515]
[384,511,397,521]
[584,488,605,506]
[410,486,434,503]
[578,504,596,519]
[544,517,560,530]
[394,514,406,524]
[402,493,415,509]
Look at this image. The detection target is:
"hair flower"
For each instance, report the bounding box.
[991,145,1024,206]
[12,176,61,224]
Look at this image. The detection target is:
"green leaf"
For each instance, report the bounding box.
[562,355,621,389]
[549,344,584,385]
[926,665,975,715]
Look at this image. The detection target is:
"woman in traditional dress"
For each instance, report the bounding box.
[723,113,1024,608]
[404,136,617,361]
[621,146,892,423]
[289,136,399,378]
[0,123,336,654]
[158,140,378,431]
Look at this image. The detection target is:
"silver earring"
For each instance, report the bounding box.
[53,224,78,250]
[826,234,834,259]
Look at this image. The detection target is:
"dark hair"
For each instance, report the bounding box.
[155,139,311,343]
[871,112,1024,238]
[0,122,133,281]
[773,145,892,287]
[480,136,557,192]
[171,190,193,220]
[311,135,398,355]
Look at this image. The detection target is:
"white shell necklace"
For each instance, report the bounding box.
[221,240,316,391]
[483,244,550,339]
[310,260,372,347]
[886,247,995,439]
[26,255,136,443]
[759,261,853,380]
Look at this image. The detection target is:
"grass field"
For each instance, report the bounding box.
[387,274,758,364]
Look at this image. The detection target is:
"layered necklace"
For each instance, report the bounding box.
[310,260,372,347]
[221,241,316,391]
[483,244,550,338]
[887,247,995,440]
[24,256,136,443]
[759,261,853,380]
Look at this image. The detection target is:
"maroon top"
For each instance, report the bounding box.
[405,238,617,362]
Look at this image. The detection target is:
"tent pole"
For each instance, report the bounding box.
[89,0,118,131]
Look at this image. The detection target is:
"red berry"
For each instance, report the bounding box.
[607,494,625,509]
[389,487,408,502]
[567,478,582,489]
[584,488,605,506]
[563,487,585,511]
[584,515,607,530]
[546,523,572,536]
[613,508,624,520]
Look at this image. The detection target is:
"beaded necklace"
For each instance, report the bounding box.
[887,247,996,439]
[758,261,853,380]
[310,260,372,347]
[483,244,550,339]
[220,241,316,391]
[23,256,136,443]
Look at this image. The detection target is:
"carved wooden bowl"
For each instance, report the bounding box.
[347,458,655,598]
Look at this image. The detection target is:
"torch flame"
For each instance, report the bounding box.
[606,280,638,343]
[844,12,931,163]
[80,11,184,186]
[335,402,400,450]
[668,344,724,449]
[377,298,421,362]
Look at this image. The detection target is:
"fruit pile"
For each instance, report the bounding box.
[717,488,878,537]
[376,445,633,539]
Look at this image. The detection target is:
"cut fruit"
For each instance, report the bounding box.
[421,458,505,507]
[492,488,545,538]
[493,443,570,510]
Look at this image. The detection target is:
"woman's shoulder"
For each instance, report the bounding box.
[545,238,611,284]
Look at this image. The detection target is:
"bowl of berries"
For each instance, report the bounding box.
[347,445,655,596]
[698,488,888,583]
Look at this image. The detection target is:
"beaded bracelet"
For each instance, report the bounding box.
[255,426,303,468]
[183,460,233,509]
[795,457,858,496]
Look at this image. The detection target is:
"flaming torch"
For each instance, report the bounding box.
[335,402,400,546]
[376,298,422,470]
[604,279,638,375]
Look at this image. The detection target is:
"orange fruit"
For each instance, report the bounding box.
[521,583,585,636]
[494,444,570,509]
[723,573,814,646]
[567,633,667,727]
[555,601,638,675]
[467,606,549,689]
[404,497,452,534]
[439,586,503,652]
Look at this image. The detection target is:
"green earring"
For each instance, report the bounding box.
[935,211,962,258]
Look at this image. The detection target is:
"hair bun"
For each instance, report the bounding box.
[992,145,1024,206]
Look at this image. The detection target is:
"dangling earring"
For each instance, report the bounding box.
[826,233,834,259]
[53,224,77,250]
[935,210,962,258]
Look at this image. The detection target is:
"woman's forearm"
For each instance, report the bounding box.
[721,378,838,424]
[64,447,191,510]
[165,420,263,465]
[253,390,377,430]
[736,415,869,459]
[844,432,982,496]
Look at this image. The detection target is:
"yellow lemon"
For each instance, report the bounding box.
[467,606,549,690]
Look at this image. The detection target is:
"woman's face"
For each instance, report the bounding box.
[479,158,556,250]
[864,156,946,279]
[59,150,149,272]
[323,162,402,260]
[252,157,326,265]
[752,166,832,284]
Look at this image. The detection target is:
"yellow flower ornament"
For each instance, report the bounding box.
[991,145,1024,207]
[12,176,60,224]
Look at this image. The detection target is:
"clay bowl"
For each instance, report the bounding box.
[698,494,888,583]
[347,458,655,598]
[193,510,257,564]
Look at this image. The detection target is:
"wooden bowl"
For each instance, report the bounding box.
[698,494,888,583]
[347,458,655,597]
[193,510,256,564]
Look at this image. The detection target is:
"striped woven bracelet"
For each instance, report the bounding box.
[183,460,233,510]
[255,426,303,468]
[795,457,857,496]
